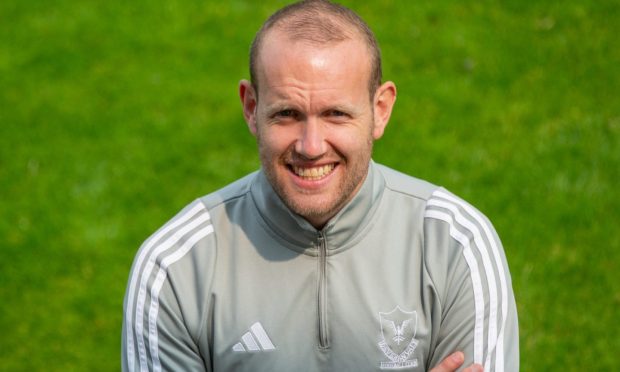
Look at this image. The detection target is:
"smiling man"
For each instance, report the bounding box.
[240,26,390,229]
[122,1,519,371]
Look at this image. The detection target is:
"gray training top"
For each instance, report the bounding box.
[123,161,519,371]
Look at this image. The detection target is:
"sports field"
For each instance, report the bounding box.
[1,0,618,370]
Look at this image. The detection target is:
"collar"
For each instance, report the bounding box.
[250,161,385,254]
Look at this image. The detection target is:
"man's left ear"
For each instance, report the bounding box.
[372,81,397,140]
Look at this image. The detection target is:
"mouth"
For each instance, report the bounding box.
[289,163,336,181]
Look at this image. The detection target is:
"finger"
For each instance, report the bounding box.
[429,351,465,372]
[463,363,484,372]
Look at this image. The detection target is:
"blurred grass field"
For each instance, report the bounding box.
[1,0,618,370]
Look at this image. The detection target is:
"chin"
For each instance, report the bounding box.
[285,192,346,222]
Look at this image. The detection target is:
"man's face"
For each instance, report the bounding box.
[241,31,395,228]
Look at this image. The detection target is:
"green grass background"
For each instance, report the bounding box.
[1,0,618,370]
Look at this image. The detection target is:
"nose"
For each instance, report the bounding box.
[295,117,326,159]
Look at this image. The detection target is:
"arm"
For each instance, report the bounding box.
[424,189,519,371]
[122,201,216,371]
[122,276,208,372]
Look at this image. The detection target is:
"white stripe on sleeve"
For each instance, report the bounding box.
[424,209,486,364]
[148,225,214,372]
[134,211,210,371]
[125,203,205,372]
[427,197,500,370]
[434,190,509,372]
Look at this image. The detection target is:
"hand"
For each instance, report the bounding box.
[429,351,483,372]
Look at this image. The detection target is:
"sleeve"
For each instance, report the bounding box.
[122,201,217,372]
[423,189,519,372]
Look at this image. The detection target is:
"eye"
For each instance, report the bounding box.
[277,109,295,117]
[272,109,300,121]
[325,109,350,119]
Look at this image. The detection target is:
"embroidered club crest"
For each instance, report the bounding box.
[378,306,419,369]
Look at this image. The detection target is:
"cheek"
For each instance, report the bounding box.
[257,125,297,154]
[328,126,374,154]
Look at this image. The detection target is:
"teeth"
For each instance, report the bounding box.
[292,164,335,180]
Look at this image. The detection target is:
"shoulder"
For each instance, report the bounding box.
[136,171,258,255]
[125,173,259,339]
[199,171,258,211]
[130,171,259,295]
[423,187,499,246]
[421,184,503,275]
[374,163,506,287]
[373,162,496,234]
[139,170,260,267]
[374,163,439,202]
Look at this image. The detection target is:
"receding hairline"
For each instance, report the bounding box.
[249,0,382,99]
[255,26,373,79]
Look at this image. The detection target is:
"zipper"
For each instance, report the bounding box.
[317,232,330,349]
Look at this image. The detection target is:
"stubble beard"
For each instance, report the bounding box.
[258,135,374,227]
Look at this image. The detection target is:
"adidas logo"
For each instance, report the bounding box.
[232,322,276,352]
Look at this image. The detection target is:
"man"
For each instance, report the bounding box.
[122,1,519,371]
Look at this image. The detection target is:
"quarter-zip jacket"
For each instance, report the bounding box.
[123,162,519,372]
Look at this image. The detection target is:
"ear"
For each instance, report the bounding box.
[239,79,258,136]
[372,81,397,140]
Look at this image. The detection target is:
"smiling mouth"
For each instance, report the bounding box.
[290,163,336,180]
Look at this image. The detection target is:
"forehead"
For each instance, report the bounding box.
[256,30,372,101]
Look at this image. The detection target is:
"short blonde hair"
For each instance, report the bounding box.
[249,0,382,100]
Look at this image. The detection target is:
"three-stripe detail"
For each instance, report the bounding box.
[232,322,276,352]
[424,189,509,372]
[124,202,213,372]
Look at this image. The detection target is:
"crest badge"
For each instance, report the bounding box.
[378,306,419,369]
